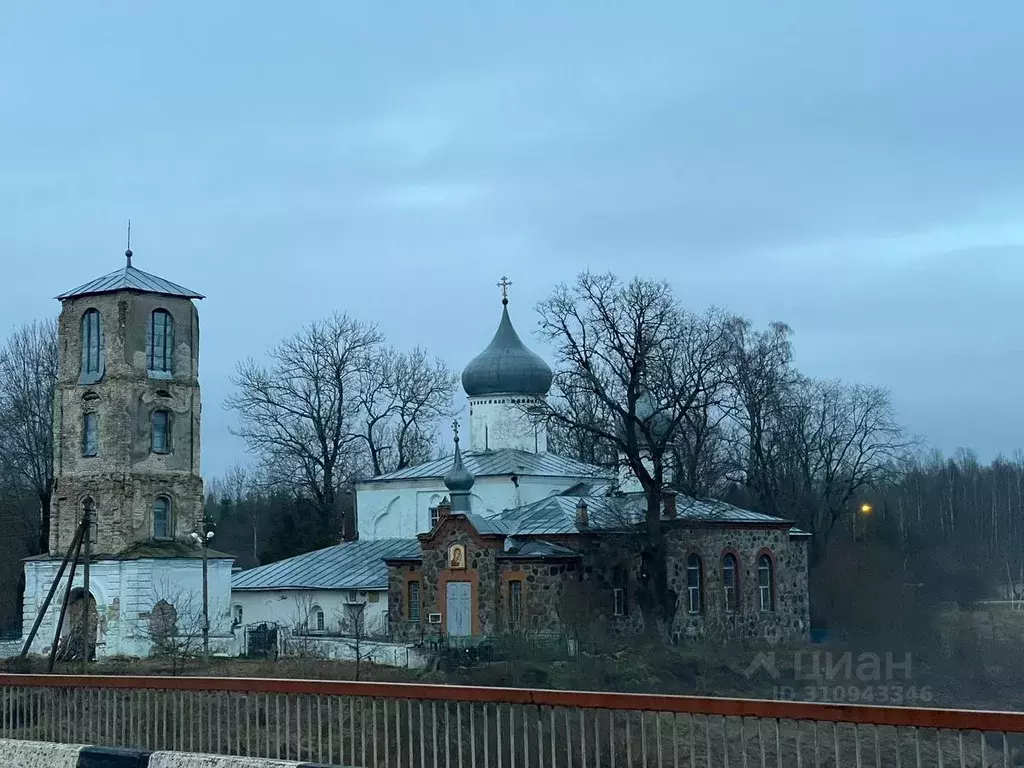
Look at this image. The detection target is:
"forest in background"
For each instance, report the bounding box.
[0,272,1014,639]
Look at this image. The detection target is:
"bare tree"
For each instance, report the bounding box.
[358,347,457,476]
[0,319,58,553]
[338,603,384,680]
[535,272,733,631]
[226,314,382,542]
[140,579,228,675]
[776,378,909,558]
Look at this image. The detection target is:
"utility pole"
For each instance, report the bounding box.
[192,518,213,668]
[81,499,93,672]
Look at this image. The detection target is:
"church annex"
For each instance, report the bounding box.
[234,283,811,649]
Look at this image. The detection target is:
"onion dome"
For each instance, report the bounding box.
[443,429,475,495]
[461,297,553,397]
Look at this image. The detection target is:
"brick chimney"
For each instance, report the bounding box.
[576,498,589,528]
[663,491,677,519]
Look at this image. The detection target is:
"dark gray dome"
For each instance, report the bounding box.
[461,302,553,397]
[443,438,475,493]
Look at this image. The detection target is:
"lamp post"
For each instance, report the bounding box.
[854,502,873,541]
[190,522,214,668]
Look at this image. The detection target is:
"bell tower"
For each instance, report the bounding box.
[49,246,205,556]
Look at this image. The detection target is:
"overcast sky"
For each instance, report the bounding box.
[2,2,1023,478]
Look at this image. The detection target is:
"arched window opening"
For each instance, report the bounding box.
[80,309,104,383]
[310,605,325,633]
[231,605,243,627]
[153,496,172,540]
[722,553,739,614]
[147,309,174,375]
[758,554,775,612]
[686,553,702,614]
[151,409,171,453]
[82,412,99,456]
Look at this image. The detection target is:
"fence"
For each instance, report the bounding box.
[1,674,1023,767]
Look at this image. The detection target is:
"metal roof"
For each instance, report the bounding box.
[461,300,553,397]
[502,538,580,558]
[231,538,419,591]
[57,265,204,301]
[498,492,794,536]
[362,449,611,484]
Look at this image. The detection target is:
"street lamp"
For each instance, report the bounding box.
[190,525,214,667]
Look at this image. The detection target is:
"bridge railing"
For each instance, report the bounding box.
[1,674,1022,767]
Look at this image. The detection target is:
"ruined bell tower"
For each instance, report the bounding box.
[49,246,205,556]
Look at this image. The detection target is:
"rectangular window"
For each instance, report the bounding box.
[151,410,170,453]
[613,588,625,617]
[429,506,439,529]
[508,580,523,629]
[153,497,171,539]
[368,591,380,603]
[316,610,325,631]
[82,413,99,456]
[408,581,421,623]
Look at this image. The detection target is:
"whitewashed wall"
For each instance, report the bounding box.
[21,556,234,659]
[356,474,590,540]
[231,588,389,636]
[468,396,548,452]
[279,635,430,669]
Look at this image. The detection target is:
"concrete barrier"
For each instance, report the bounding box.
[0,739,341,768]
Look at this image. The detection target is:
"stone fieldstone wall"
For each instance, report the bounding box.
[496,559,579,633]
[663,526,809,644]
[387,517,809,647]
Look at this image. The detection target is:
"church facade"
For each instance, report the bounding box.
[363,288,809,647]
[20,249,234,660]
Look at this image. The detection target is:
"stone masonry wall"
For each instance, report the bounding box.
[51,290,202,556]
[496,559,579,634]
[573,525,810,645]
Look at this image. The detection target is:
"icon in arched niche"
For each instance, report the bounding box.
[448,543,466,570]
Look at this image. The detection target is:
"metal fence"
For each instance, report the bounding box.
[1,674,1023,767]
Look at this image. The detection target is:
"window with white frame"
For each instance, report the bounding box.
[613,588,625,617]
[686,553,702,614]
[232,605,243,626]
[758,554,775,612]
[722,553,739,614]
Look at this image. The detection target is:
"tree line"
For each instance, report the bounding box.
[0,272,1010,635]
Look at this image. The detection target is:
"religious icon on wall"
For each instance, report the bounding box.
[449,543,466,570]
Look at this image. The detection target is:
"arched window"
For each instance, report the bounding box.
[231,605,243,627]
[686,553,703,614]
[758,554,775,612]
[153,496,172,539]
[310,605,325,632]
[147,309,174,375]
[151,410,171,453]
[82,412,99,456]
[722,553,739,614]
[80,309,104,382]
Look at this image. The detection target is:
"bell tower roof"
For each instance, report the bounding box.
[57,248,203,301]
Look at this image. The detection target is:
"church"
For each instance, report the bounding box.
[18,249,234,660]
[236,285,812,649]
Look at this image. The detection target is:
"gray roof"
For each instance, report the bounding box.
[498,492,793,536]
[502,538,580,559]
[362,449,611,484]
[461,300,553,397]
[57,264,204,301]
[231,538,419,591]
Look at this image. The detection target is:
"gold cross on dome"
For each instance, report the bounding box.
[497,276,512,301]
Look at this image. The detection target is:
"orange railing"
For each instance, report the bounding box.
[1,674,1021,766]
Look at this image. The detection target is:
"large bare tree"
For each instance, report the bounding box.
[226,313,457,543]
[0,319,58,553]
[226,313,382,542]
[358,347,456,476]
[536,271,733,630]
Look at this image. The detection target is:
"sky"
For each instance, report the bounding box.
[2,2,1023,478]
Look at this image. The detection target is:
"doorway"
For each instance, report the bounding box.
[446,582,472,637]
